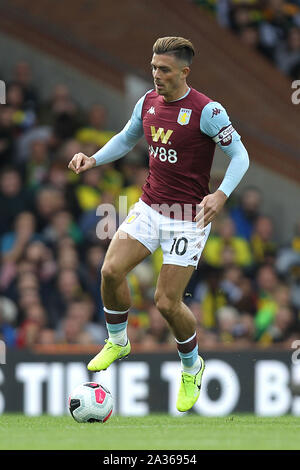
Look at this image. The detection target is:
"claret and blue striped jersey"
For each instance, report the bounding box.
[92,87,249,218]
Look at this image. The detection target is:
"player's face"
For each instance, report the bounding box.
[151,53,190,101]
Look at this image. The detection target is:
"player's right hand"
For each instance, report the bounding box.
[68,153,96,174]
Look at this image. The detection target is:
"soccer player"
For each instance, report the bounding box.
[68,37,249,412]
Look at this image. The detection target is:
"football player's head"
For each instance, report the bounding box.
[151,37,195,100]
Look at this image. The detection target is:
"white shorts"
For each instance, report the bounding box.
[118,199,211,268]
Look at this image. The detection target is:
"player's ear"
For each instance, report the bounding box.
[182,66,190,79]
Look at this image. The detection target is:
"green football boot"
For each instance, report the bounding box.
[176,356,205,412]
[87,339,131,371]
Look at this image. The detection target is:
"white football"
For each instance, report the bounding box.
[68,382,113,423]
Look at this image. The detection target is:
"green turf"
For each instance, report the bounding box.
[0,414,299,450]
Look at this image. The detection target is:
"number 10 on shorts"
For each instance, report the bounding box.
[170,237,188,256]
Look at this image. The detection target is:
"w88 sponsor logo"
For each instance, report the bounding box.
[149,145,177,163]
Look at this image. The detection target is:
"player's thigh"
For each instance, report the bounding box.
[155,263,195,306]
[102,229,151,278]
[118,198,160,255]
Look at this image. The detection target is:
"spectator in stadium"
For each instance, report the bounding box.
[233,275,257,316]
[40,84,72,120]
[24,241,56,280]
[57,247,80,271]
[0,166,34,236]
[190,266,228,330]
[52,100,83,143]
[1,211,37,263]
[81,244,105,318]
[15,124,52,166]
[216,305,241,344]
[0,106,16,169]
[46,160,69,191]
[56,236,76,253]
[45,160,81,218]
[275,219,300,283]
[199,0,300,77]
[250,215,277,266]
[275,26,300,76]
[203,215,253,268]
[6,82,36,131]
[230,4,255,34]
[126,261,156,317]
[142,305,175,349]
[230,186,262,240]
[256,0,300,62]
[255,281,291,340]
[119,164,148,212]
[233,313,256,347]
[255,264,279,308]
[42,210,82,246]
[78,189,116,243]
[220,265,244,304]
[56,138,82,167]
[45,84,84,143]
[36,328,56,345]
[17,271,40,294]
[18,287,41,318]
[98,162,124,199]
[12,61,40,111]
[257,305,296,344]
[56,298,106,344]
[0,296,17,347]
[17,302,47,348]
[238,23,261,51]
[26,138,50,189]
[118,150,147,187]
[16,258,37,277]
[76,103,115,148]
[34,186,66,231]
[74,166,103,212]
[56,315,93,345]
[47,268,84,327]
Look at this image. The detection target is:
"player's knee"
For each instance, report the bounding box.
[101,262,123,284]
[155,291,179,319]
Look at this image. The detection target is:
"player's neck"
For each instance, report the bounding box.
[163,84,190,103]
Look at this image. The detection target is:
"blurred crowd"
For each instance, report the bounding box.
[0,61,300,351]
[195,0,300,79]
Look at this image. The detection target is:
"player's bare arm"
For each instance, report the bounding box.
[68,153,96,174]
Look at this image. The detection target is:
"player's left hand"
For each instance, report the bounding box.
[194,190,228,228]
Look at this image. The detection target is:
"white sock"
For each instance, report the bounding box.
[182,356,201,375]
[108,328,128,347]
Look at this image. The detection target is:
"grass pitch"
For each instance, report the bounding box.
[0,414,299,450]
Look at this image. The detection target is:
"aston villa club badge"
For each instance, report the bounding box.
[177,108,192,126]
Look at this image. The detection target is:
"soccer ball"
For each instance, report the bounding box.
[68,382,113,423]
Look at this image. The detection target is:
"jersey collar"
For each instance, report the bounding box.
[169,87,191,102]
